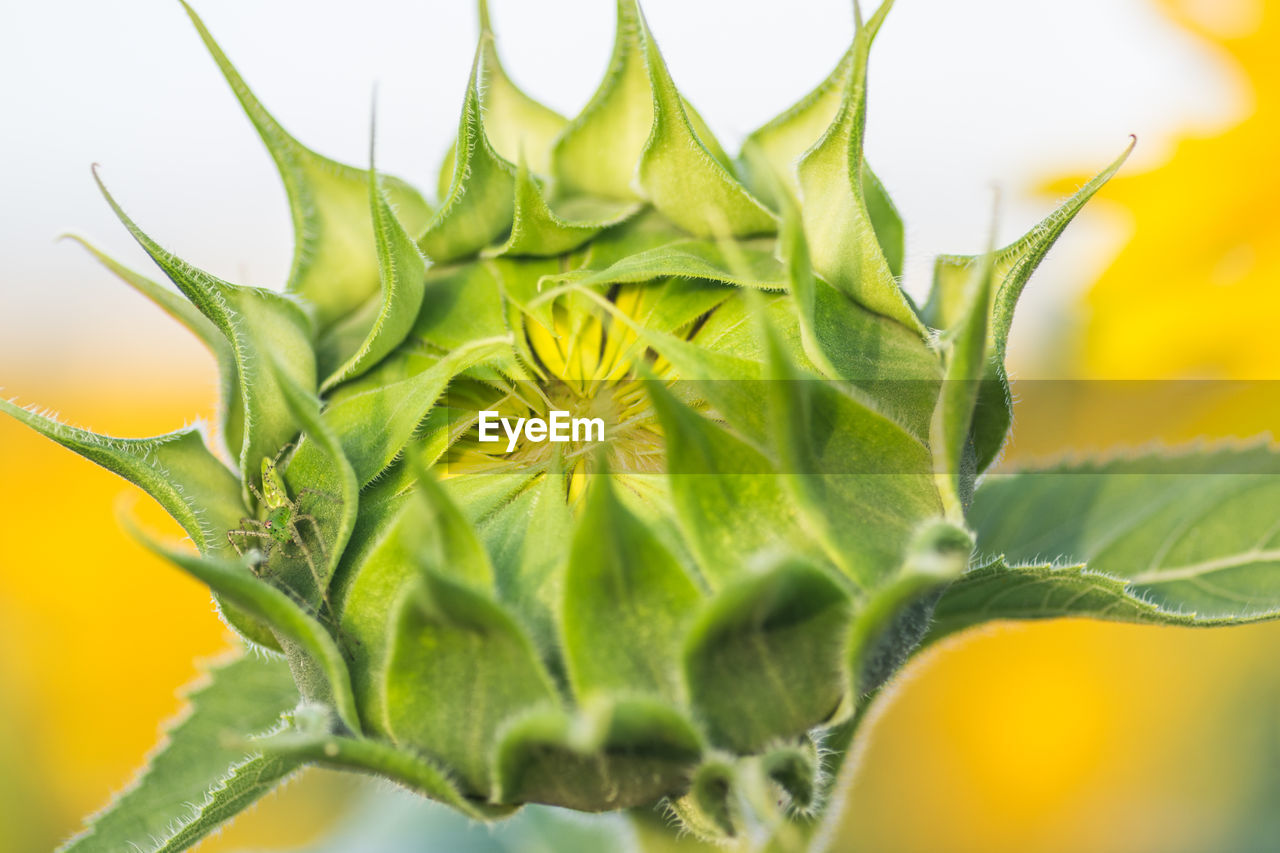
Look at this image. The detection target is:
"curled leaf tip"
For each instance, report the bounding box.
[863,0,897,36]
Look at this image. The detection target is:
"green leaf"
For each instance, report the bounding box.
[258,729,512,820]
[683,557,854,752]
[924,140,1134,470]
[385,571,559,795]
[0,401,242,554]
[58,652,299,853]
[419,44,517,262]
[487,155,639,258]
[181,2,432,333]
[563,470,703,703]
[928,560,1267,645]
[151,755,298,853]
[941,447,1280,633]
[62,235,246,459]
[319,159,429,390]
[633,5,775,237]
[796,2,924,335]
[138,533,362,735]
[94,170,316,488]
[493,697,703,810]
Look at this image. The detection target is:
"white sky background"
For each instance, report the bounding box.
[0,0,1253,382]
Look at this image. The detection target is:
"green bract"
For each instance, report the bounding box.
[7,2,1279,851]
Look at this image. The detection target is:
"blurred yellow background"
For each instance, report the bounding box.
[2,0,1279,851]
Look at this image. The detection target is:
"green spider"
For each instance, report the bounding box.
[227,446,334,604]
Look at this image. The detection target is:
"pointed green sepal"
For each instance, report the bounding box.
[633,5,775,237]
[0,396,278,650]
[473,3,567,175]
[0,401,242,554]
[551,0,655,200]
[63,235,247,459]
[181,2,432,335]
[487,462,574,653]
[643,376,796,589]
[929,221,998,521]
[338,456,500,736]
[93,169,316,487]
[563,467,703,703]
[318,145,430,390]
[756,181,942,432]
[926,139,1135,345]
[796,1,924,334]
[487,154,640,258]
[738,47,907,277]
[740,48,853,205]
[419,44,518,262]
[408,462,498,593]
[319,336,512,487]
[924,140,1134,470]
[384,571,560,795]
